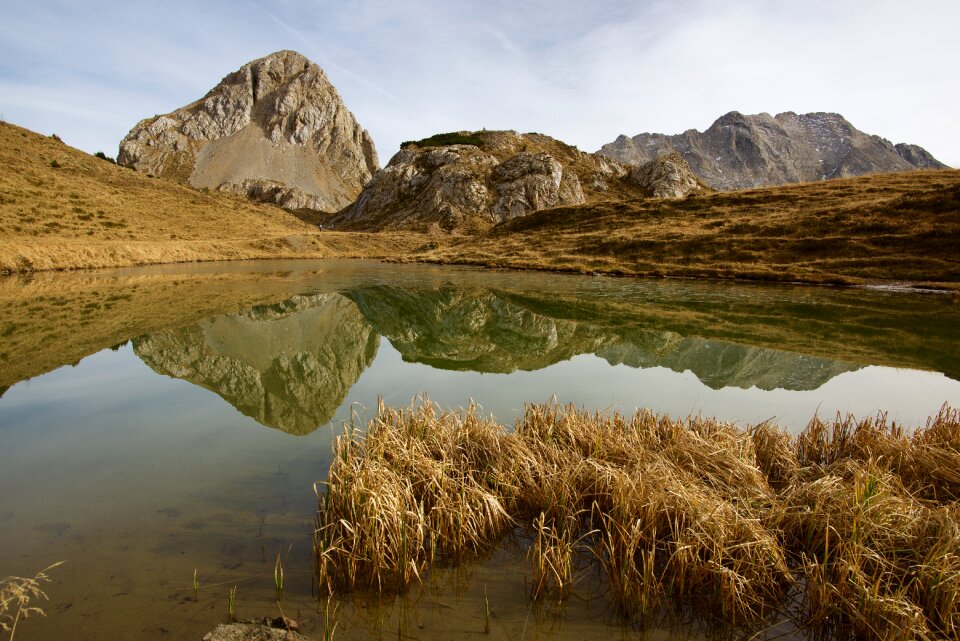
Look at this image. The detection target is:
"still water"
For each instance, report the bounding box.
[1,260,958,640]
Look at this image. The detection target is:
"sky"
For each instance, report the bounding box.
[1,0,958,167]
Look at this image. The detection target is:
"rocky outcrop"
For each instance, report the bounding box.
[328,130,653,232]
[203,621,310,641]
[118,50,378,212]
[627,153,701,199]
[599,111,947,190]
[132,294,378,434]
[894,143,944,169]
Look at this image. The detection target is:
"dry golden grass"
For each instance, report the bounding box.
[0,122,426,272]
[0,562,64,640]
[416,169,960,288]
[315,400,960,639]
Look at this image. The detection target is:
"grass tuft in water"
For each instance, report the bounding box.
[315,400,960,639]
[227,586,236,623]
[274,554,284,602]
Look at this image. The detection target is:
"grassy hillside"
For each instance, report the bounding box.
[0,121,423,272]
[3,121,957,288]
[417,168,960,288]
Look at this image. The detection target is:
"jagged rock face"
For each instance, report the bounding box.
[329,130,649,232]
[118,50,378,212]
[599,111,947,190]
[491,152,585,219]
[132,294,379,435]
[894,143,944,169]
[227,179,328,211]
[627,153,701,199]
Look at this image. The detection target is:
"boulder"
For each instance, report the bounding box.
[627,152,701,199]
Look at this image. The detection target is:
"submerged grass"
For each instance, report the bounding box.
[315,400,960,639]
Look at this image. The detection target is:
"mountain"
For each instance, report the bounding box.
[598,111,947,190]
[328,131,704,233]
[118,50,378,213]
[133,294,379,435]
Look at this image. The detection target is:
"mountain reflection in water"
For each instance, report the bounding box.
[2,260,958,436]
[133,294,378,435]
[130,284,862,433]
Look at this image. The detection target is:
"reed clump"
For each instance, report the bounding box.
[315,400,960,639]
[315,401,515,593]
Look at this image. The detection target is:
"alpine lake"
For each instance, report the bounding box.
[1,259,958,641]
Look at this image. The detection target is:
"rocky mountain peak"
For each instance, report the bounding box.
[118,50,378,213]
[329,130,698,233]
[599,111,946,190]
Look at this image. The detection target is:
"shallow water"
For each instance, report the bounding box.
[1,259,958,640]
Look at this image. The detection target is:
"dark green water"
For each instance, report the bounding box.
[0,260,957,640]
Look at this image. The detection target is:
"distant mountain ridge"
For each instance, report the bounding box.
[598,111,946,190]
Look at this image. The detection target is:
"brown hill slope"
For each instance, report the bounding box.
[0,121,421,272]
[416,169,960,287]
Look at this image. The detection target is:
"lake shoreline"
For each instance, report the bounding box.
[5,250,958,294]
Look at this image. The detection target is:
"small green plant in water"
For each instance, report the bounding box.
[192,569,198,601]
[484,585,491,634]
[227,586,237,623]
[274,554,284,602]
[321,595,338,641]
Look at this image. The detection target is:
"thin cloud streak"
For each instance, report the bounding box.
[239,0,408,108]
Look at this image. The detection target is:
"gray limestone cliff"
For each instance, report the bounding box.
[118,50,378,212]
[132,294,378,434]
[599,111,947,190]
[329,131,700,233]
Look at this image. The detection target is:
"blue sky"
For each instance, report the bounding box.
[1,0,958,166]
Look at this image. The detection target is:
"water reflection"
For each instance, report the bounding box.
[1,260,958,436]
[133,294,378,434]
[1,260,958,641]
[113,281,875,434]
[348,284,861,390]
[598,331,860,391]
